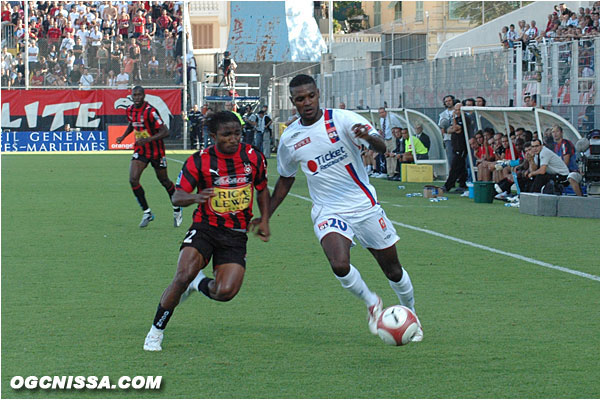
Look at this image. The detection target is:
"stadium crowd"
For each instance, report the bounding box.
[498,2,600,48]
[1,1,186,88]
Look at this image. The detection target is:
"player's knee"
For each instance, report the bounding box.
[214,282,239,301]
[329,259,351,276]
[383,263,403,282]
[129,178,140,187]
[173,269,196,290]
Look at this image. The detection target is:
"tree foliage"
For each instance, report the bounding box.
[333,1,364,21]
[451,1,533,26]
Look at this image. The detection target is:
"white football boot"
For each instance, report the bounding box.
[367,296,383,335]
[143,326,164,351]
[173,208,183,227]
[139,212,155,228]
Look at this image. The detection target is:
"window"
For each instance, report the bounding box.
[394,2,402,20]
[415,1,423,22]
[374,2,381,26]
[448,1,462,20]
[192,23,213,49]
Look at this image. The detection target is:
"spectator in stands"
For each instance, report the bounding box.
[145,15,157,39]
[72,37,85,66]
[499,26,509,48]
[507,24,519,47]
[137,29,152,67]
[128,37,142,82]
[157,9,172,36]
[103,1,118,22]
[148,55,159,78]
[117,10,130,39]
[106,69,117,86]
[339,102,346,109]
[218,50,237,87]
[102,15,116,37]
[132,10,145,38]
[79,66,94,88]
[163,31,174,59]
[116,66,129,89]
[31,68,44,86]
[27,39,39,70]
[47,20,62,49]
[2,48,14,74]
[97,43,109,75]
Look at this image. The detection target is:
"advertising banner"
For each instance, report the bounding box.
[1,130,106,152]
[1,89,182,133]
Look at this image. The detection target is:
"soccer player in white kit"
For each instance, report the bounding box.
[268,74,423,341]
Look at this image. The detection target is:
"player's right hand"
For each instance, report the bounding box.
[196,188,215,203]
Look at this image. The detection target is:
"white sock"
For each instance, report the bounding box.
[144,208,152,214]
[190,269,206,292]
[336,264,379,307]
[389,268,415,312]
[150,325,163,334]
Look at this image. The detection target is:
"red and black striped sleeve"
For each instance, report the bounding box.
[177,152,203,193]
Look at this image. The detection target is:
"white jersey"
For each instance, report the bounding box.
[277,108,381,215]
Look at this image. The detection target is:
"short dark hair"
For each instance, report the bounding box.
[289,74,316,90]
[207,111,241,134]
[524,130,533,141]
[476,96,487,106]
[132,85,144,94]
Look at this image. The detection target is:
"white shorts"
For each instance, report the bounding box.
[311,204,400,250]
[568,171,582,183]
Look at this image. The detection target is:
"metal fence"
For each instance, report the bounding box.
[272,37,600,134]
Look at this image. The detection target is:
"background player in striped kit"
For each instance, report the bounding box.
[144,111,270,351]
[267,74,423,341]
[116,86,183,228]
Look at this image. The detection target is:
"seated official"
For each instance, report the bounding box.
[400,128,429,163]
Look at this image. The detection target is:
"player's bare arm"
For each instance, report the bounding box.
[352,123,385,153]
[251,187,271,242]
[268,176,295,216]
[116,123,134,143]
[136,124,170,146]
[172,188,215,207]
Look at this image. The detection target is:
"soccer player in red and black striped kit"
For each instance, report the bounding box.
[144,111,271,351]
[116,86,183,228]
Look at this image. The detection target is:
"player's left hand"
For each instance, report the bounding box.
[249,218,270,242]
[352,123,370,140]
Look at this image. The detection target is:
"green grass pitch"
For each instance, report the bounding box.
[1,153,599,398]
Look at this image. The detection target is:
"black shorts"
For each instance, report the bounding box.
[180,223,248,268]
[132,152,167,169]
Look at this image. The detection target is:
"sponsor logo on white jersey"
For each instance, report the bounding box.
[307,146,348,175]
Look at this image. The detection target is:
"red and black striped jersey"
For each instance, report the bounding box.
[176,143,268,231]
[125,101,166,160]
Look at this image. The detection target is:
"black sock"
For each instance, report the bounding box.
[132,185,149,211]
[165,181,175,199]
[198,277,215,299]
[152,303,174,330]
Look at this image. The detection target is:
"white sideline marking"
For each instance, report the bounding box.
[167,157,600,282]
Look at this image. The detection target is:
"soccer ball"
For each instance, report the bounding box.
[376,305,419,346]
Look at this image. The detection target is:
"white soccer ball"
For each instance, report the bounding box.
[376,305,419,346]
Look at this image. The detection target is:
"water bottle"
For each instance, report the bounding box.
[439,196,448,201]
[413,193,423,197]
[429,198,440,202]
[504,203,513,207]
[406,193,413,197]
[397,185,405,189]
